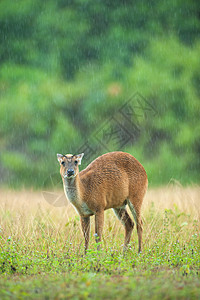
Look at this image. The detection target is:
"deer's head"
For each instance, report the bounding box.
[57,153,84,179]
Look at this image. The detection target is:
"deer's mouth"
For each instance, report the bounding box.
[63,174,76,179]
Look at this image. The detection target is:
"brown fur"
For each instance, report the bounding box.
[57,151,148,253]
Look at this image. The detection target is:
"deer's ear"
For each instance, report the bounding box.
[76,153,84,165]
[57,153,63,164]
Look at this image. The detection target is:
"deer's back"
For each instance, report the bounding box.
[79,152,147,209]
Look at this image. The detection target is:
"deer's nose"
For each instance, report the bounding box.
[67,169,74,176]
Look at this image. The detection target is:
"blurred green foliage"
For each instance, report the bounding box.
[0,0,200,187]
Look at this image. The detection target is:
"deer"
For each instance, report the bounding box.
[57,151,148,254]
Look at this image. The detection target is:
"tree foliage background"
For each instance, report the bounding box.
[0,0,199,188]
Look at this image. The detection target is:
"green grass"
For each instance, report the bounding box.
[0,271,199,300]
[0,187,199,299]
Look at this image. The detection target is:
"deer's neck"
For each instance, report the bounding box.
[63,175,82,204]
[63,174,93,217]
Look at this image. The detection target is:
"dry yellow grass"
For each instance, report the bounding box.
[0,185,199,252]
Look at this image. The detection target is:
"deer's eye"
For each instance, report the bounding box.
[61,161,65,166]
[74,160,78,165]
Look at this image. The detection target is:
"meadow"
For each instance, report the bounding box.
[0,185,199,299]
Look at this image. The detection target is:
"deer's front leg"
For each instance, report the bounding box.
[95,210,104,249]
[80,216,90,254]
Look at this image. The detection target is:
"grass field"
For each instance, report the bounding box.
[0,185,199,299]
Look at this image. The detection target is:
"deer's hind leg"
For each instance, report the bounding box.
[113,207,134,253]
[127,198,143,253]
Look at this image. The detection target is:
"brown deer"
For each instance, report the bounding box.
[57,151,148,253]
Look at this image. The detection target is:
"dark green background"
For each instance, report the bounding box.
[0,0,199,188]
